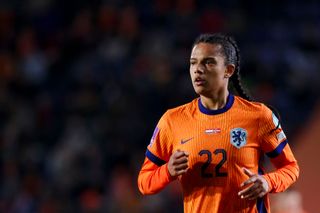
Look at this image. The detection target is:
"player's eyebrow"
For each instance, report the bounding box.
[203,57,217,62]
[190,56,211,59]
[190,57,218,63]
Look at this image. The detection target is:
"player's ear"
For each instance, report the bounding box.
[224,64,235,78]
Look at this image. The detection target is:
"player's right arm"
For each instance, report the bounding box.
[138,150,189,195]
[138,111,189,195]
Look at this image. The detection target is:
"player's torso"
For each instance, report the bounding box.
[170,103,262,212]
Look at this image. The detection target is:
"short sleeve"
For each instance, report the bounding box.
[258,105,288,158]
[146,111,174,166]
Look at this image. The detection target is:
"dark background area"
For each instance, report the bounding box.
[0,0,319,212]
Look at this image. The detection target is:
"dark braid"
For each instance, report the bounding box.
[267,104,281,131]
[225,36,253,101]
[193,33,281,130]
[225,35,281,130]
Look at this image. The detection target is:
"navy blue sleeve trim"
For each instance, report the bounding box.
[266,140,288,158]
[146,149,166,166]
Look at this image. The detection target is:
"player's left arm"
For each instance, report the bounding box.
[238,144,299,200]
[239,106,299,200]
[263,143,299,193]
[258,106,299,193]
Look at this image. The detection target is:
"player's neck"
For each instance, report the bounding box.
[200,91,229,110]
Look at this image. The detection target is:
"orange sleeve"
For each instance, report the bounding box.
[258,105,299,193]
[138,111,176,195]
[137,157,175,195]
[263,144,299,193]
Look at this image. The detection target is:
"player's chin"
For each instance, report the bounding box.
[193,85,207,95]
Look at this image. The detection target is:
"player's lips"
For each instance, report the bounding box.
[194,77,206,86]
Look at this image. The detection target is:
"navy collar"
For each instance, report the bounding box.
[198,94,234,115]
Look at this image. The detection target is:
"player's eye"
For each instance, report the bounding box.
[190,61,196,66]
[205,59,215,65]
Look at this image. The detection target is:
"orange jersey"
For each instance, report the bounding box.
[138,94,299,213]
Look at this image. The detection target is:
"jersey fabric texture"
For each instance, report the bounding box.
[138,94,299,213]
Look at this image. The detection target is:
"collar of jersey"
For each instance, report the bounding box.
[198,94,234,115]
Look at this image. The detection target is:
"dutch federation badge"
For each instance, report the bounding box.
[230,128,247,149]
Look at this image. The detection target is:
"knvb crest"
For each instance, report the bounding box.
[230,128,247,149]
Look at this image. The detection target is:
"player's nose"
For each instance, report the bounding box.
[194,63,205,74]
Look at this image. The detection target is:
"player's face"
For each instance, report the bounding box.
[190,42,232,97]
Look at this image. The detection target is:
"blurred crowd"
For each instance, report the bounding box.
[0,0,319,212]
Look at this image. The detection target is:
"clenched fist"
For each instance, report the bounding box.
[167,149,189,177]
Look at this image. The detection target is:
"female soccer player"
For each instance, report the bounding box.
[137,33,299,213]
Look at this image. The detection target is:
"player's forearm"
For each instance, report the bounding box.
[263,161,299,193]
[138,159,174,195]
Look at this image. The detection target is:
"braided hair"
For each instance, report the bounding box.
[193,33,281,130]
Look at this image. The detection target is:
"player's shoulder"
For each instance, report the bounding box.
[163,99,197,120]
[234,95,271,114]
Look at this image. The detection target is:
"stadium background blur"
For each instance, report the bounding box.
[0,0,319,212]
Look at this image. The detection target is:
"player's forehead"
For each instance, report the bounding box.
[190,42,224,59]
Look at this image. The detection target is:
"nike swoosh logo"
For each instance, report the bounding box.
[180,137,194,144]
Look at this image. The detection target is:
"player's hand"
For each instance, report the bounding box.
[167,149,189,177]
[238,168,269,200]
